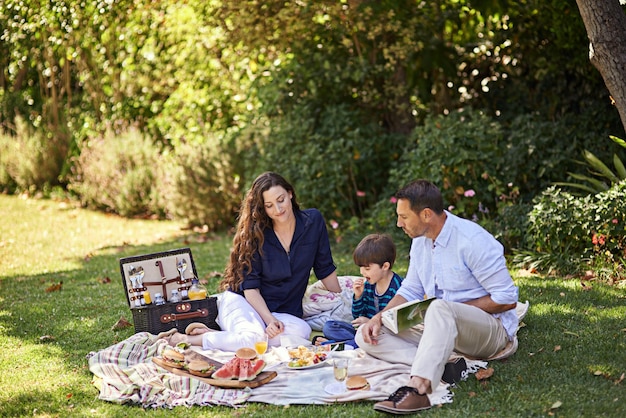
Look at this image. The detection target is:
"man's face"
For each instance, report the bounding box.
[396,198,427,239]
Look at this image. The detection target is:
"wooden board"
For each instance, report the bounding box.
[152,351,277,389]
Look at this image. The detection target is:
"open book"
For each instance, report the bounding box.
[381,297,436,334]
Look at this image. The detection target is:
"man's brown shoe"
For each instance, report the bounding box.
[374,386,431,415]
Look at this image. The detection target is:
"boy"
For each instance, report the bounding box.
[318,233,403,348]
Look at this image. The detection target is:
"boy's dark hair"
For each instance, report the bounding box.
[353,233,396,268]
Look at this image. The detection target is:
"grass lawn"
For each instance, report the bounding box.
[1,194,625,417]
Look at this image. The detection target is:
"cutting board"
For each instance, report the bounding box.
[152,350,277,389]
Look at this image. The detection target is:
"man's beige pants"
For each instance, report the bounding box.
[355,299,508,392]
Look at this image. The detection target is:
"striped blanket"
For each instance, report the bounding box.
[87,332,250,409]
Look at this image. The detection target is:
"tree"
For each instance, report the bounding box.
[575,0,626,134]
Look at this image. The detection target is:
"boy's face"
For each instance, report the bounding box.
[359,262,389,284]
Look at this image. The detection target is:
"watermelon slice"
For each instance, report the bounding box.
[239,359,266,381]
[212,357,241,380]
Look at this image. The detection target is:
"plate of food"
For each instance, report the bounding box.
[286,345,329,369]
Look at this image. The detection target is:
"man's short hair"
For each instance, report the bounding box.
[353,233,396,268]
[395,179,444,214]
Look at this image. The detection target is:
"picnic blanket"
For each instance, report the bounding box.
[87,333,484,408]
[88,301,530,409]
[87,333,250,409]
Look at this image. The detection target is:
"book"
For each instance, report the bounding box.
[381,297,436,334]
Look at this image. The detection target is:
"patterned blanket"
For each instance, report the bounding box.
[87,333,250,409]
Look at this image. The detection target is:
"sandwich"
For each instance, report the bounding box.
[235,347,257,360]
[186,360,215,377]
[161,347,185,368]
[345,375,370,391]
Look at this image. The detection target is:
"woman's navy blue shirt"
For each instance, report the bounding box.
[240,208,337,318]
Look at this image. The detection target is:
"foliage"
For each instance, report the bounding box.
[158,131,244,229]
[69,128,163,217]
[554,136,626,194]
[0,116,68,193]
[250,103,402,222]
[387,108,507,221]
[515,183,626,281]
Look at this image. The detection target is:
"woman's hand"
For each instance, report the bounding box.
[265,317,284,338]
[351,316,369,327]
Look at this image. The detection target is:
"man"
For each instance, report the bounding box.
[355,179,518,415]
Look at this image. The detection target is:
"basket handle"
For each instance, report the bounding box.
[160,308,209,324]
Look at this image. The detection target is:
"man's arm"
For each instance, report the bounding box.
[464,294,516,314]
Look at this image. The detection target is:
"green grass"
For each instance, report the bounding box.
[1,194,625,417]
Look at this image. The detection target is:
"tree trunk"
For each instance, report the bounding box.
[575,0,626,134]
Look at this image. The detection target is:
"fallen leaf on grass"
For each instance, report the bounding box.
[475,367,494,380]
[111,316,132,330]
[550,401,562,410]
[554,345,561,352]
[615,373,624,385]
[98,276,111,284]
[45,281,63,292]
[39,335,55,342]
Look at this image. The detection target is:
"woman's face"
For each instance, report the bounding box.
[262,185,293,224]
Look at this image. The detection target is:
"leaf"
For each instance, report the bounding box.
[550,401,562,410]
[615,373,625,385]
[475,367,494,380]
[111,316,132,331]
[563,331,579,337]
[583,149,619,182]
[609,135,626,149]
[39,335,55,342]
[45,281,63,292]
[553,345,561,352]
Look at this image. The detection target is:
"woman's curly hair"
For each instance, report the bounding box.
[221,172,300,291]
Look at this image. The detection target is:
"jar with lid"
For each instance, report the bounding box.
[154,293,166,305]
[169,289,182,303]
[188,278,207,300]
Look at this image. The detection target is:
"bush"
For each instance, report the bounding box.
[513,183,626,282]
[69,129,163,217]
[157,131,243,230]
[0,116,68,193]
[252,103,403,223]
[388,108,508,221]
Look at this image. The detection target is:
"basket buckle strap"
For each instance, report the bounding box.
[160,308,209,324]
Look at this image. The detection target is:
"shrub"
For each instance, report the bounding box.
[513,183,626,282]
[388,108,508,221]
[157,131,243,230]
[0,116,68,193]
[252,103,402,223]
[69,129,163,217]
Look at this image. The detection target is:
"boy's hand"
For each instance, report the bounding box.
[351,316,368,327]
[353,277,365,299]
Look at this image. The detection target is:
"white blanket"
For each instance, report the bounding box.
[193,346,485,406]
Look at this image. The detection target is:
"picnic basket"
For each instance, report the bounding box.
[119,247,219,334]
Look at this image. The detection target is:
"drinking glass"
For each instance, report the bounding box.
[325,357,349,394]
[254,333,268,357]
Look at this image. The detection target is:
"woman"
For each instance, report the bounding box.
[168,172,341,350]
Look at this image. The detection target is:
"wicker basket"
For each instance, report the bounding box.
[130,298,219,334]
[119,248,220,334]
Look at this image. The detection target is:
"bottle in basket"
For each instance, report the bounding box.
[154,293,165,305]
[170,289,182,303]
[188,278,207,300]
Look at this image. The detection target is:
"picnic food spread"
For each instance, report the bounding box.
[287,345,328,368]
